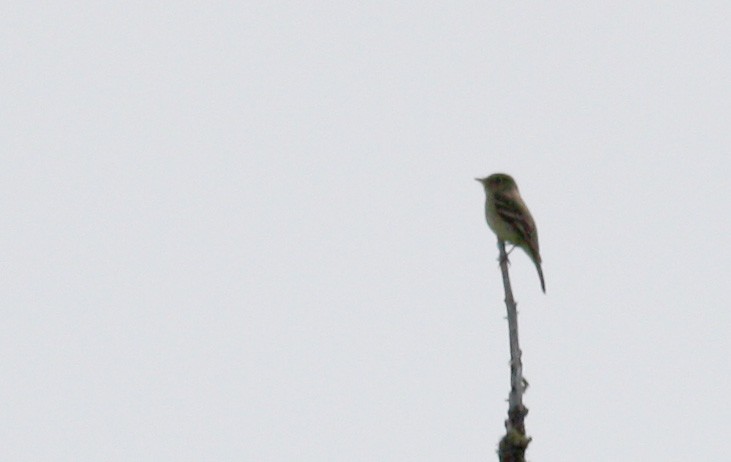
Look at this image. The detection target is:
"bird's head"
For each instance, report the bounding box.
[475,173,517,192]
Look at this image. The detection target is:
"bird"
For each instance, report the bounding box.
[476,173,545,293]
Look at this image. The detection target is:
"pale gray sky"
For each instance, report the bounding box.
[3,2,731,461]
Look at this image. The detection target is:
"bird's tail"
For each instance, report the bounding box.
[525,244,545,293]
[535,261,546,293]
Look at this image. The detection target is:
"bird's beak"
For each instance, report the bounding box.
[475,178,483,182]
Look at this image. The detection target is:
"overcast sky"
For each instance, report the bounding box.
[3,2,731,461]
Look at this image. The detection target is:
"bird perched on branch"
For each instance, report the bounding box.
[476,173,545,293]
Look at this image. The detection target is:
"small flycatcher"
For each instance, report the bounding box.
[476,173,545,293]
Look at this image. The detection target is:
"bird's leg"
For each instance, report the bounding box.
[498,248,512,266]
[497,243,516,266]
[496,239,515,267]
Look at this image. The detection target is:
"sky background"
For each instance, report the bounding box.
[3,2,731,461]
